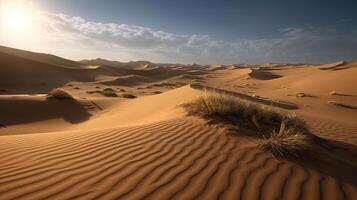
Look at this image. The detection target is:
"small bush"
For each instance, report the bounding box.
[102,88,118,97]
[183,92,314,159]
[86,90,101,94]
[47,88,74,100]
[121,93,137,99]
[182,93,285,131]
[259,121,313,159]
[183,93,242,116]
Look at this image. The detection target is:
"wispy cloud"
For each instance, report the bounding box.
[3,11,357,63]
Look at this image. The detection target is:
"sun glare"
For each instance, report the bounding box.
[4,8,27,30]
[1,1,34,31]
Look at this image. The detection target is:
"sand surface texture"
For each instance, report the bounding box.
[1,46,356,199]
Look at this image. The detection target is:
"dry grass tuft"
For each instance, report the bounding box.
[183,92,314,159]
[259,121,313,159]
[47,88,74,100]
[295,92,306,97]
[329,91,337,95]
[102,88,118,97]
[121,93,137,99]
[328,101,357,109]
[183,92,284,131]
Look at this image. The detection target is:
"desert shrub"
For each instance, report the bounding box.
[86,90,101,94]
[121,93,137,98]
[183,92,314,159]
[102,88,118,97]
[103,88,115,92]
[183,93,242,116]
[259,120,313,159]
[182,92,286,131]
[47,88,74,100]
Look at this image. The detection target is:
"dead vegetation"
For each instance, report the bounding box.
[327,101,357,109]
[183,92,316,159]
[102,88,118,97]
[329,91,354,97]
[259,120,314,159]
[47,88,74,100]
[121,93,137,99]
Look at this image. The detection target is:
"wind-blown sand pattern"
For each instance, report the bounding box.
[0,46,357,199]
[0,119,356,200]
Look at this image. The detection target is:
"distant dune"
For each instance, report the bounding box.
[0,45,85,69]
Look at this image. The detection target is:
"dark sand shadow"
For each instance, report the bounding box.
[0,98,91,127]
[296,138,357,185]
[331,93,355,97]
[249,69,282,80]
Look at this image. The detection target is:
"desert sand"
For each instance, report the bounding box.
[0,45,356,199]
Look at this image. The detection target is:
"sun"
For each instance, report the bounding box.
[4,8,27,30]
[1,1,34,31]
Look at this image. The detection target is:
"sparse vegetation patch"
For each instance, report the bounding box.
[47,88,74,100]
[328,101,357,109]
[121,93,137,98]
[183,93,285,131]
[183,92,315,159]
[259,120,314,159]
[102,88,118,97]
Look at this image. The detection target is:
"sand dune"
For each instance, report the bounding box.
[0,45,85,69]
[0,51,111,94]
[0,46,356,199]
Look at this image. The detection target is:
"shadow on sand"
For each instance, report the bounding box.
[0,97,91,127]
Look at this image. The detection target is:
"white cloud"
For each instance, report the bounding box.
[2,11,357,64]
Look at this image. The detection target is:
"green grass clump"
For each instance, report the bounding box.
[47,88,74,100]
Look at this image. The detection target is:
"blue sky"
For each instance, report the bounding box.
[38,0,357,40]
[1,0,357,63]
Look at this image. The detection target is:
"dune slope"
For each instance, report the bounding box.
[0,118,356,200]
